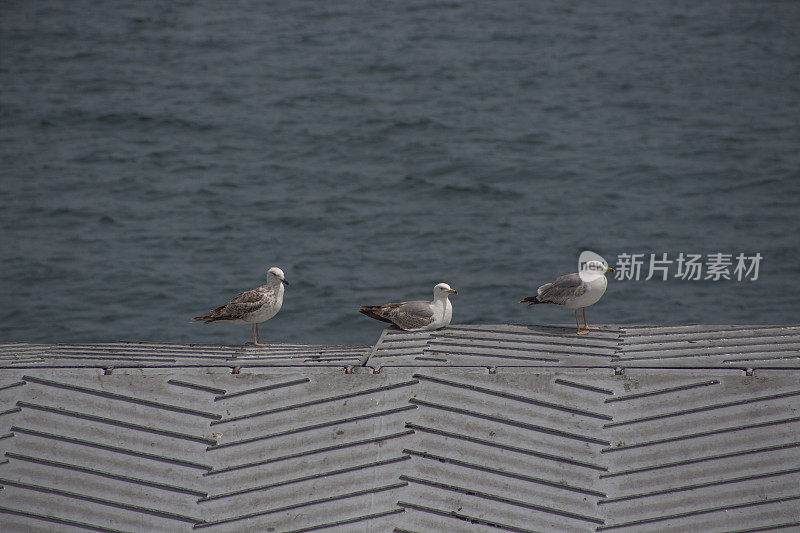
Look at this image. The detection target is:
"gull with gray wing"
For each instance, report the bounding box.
[360,282,457,331]
[520,260,613,335]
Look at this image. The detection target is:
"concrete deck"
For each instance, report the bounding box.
[1,324,799,531]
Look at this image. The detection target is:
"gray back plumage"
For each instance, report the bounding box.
[391,301,435,330]
[360,300,434,330]
[536,272,587,305]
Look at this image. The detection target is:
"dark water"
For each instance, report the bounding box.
[2,1,799,346]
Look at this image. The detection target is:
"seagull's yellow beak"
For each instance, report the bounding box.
[448,288,458,294]
[606,267,615,273]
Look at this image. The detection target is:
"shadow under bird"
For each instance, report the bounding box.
[359,282,457,331]
[520,260,614,335]
[193,266,288,346]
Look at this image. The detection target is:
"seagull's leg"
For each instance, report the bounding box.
[583,308,600,330]
[575,310,589,335]
[253,324,268,347]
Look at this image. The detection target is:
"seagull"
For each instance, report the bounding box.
[193,266,289,346]
[359,282,457,331]
[520,260,613,335]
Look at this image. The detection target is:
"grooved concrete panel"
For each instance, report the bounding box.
[617,325,800,367]
[0,342,371,369]
[366,324,622,368]
[0,324,799,531]
[366,324,800,369]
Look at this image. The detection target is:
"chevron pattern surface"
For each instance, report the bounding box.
[0,324,798,532]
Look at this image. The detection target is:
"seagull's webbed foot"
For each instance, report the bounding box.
[573,311,593,335]
[581,309,601,330]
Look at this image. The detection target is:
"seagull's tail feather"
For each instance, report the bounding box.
[192,314,219,324]
[359,306,395,324]
[519,296,542,306]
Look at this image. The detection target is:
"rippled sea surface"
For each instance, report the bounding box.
[1,1,798,346]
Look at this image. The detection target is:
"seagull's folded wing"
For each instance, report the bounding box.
[209,289,267,320]
[537,273,587,305]
[390,301,436,330]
